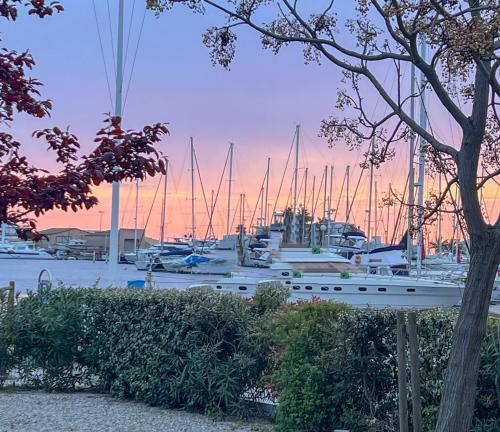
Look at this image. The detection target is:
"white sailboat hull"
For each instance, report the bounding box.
[0,251,54,260]
[192,274,463,309]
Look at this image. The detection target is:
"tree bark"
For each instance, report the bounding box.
[435,229,500,432]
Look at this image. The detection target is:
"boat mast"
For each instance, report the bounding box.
[190,137,195,243]
[264,157,270,226]
[291,125,300,243]
[374,180,378,241]
[386,183,391,244]
[416,40,427,275]
[159,158,168,251]
[310,175,316,246]
[328,165,333,247]
[323,165,328,220]
[328,165,333,219]
[438,172,442,253]
[239,193,246,226]
[367,137,374,243]
[302,167,308,243]
[210,189,215,239]
[259,186,264,226]
[407,60,417,270]
[346,165,350,223]
[108,0,124,279]
[133,180,139,252]
[226,143,234,235]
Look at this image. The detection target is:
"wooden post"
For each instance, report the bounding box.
[145,271,153,289]
[408,312,422,432]
[7,281,15,312]
[397,311,409,432]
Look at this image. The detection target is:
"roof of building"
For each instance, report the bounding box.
[40,227,90,235]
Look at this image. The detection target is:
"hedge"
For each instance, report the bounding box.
[0,285,499,432]
[3,286,270,414]
[268,302,500,432]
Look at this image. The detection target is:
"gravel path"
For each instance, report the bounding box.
[0,391,271,432]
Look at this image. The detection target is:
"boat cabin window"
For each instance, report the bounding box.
[358,287,367,292]
[321,286,329,291]
[334,286,342,291]
[305,286,312,290]
[238,286,247,291]
[406,288,416,292]
[378,287,387,292]
[292,285,301,290]
[285,280,291,285]
[216,285,222,290]
[281,271,290,276]
[290,262,363,274]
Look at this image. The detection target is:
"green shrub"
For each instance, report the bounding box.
[2,287,499,430]
[270,301,355,432]
[10,286,91,390]
[252,281,290,315]
[270,304,500,432]
[0,289,13,385]
[7,287,269,414]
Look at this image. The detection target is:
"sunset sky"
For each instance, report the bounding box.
[5,1,498,243]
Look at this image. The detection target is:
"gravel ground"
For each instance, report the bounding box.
[0,391,272,432]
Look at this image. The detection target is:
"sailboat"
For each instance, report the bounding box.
[0,241,54,260]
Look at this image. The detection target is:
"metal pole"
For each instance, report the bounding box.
[328,165,333,219]
[302,167,308,244]
[108,0,124,279]
[386,184,391,244]
[328,165,333,248]
[190,137,195,244]
[239,194,243,226]
[210,189,215,239]
[323,165,328,221]
[346,165,350,223]
[438,173,442,253]
[159,158,168,251]
[367,138,374,243]
[416,40,427,275]
[1,148,14,244]
[291,125,300,243]
[397,311,409,432]
[242,193,246,227]
[374,180,378,241]
[134,180,139,252]
[310,175,316,247]
[408,312,423,432]
[226,143,234,235]
[264,157,270,227]
[408,61,416,272]
[260,186,264,226]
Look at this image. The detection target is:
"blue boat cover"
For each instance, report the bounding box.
[184,254,210,266]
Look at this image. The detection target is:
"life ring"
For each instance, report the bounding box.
[354,255,362,265]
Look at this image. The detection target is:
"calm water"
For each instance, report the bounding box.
[0,259,213,293]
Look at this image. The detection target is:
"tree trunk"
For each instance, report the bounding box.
[435,229,500,432]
